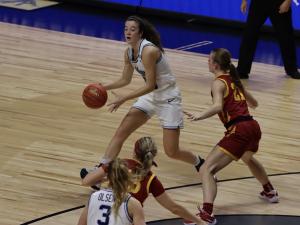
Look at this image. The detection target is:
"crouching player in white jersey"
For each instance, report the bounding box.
[77,158,146,225]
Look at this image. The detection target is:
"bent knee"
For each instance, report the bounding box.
[165,150,179,159]
[202,163,218,175]
[241,151,255,164]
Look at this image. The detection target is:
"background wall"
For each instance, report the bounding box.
[76,0,300,32]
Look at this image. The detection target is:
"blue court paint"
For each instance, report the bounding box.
[0,3,299,67]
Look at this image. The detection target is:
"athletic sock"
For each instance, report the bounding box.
[195,156,205,172]
[263,182,274,193]
[203,202,213,215]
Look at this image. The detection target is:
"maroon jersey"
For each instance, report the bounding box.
[216,75,250,126]
[124,159,165,205]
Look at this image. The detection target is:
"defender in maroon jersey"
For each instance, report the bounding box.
[185,48,279,225]
[81,137,203,225]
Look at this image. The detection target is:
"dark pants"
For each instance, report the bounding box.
[237,0,298,75]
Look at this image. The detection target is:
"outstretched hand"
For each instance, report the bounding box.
[183,111,202,121]
[107,91,126,112]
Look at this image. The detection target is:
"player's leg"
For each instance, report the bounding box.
[201,146,233,203]
[102,107,149,161]
[198,145,232,225]
[80,107,149,189]
[241,151,279,203]
[241,120,279,203]
[159,96,205,168]
[162,128,201,165]
[241,151,269,184]
[102,94,154,162]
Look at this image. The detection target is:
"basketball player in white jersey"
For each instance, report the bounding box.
[77,158,146,225]
[94,15,205,172]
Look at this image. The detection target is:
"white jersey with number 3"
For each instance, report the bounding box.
[87,188,132,225]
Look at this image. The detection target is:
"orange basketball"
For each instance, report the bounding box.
[82,83,107,109]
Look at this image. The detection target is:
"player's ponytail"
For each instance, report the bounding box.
[229,63,245,94]
[134,136,158,178]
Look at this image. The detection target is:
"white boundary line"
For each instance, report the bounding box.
[175,41,213,51]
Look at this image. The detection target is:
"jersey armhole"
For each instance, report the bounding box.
[124,195,133,223]
[217,78,229,98]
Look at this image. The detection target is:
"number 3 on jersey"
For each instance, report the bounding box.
[97,205,111,225]
[231,83,245,101]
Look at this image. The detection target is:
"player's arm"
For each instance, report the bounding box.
[106,46,159,112]
[120,46,158,102]
[185,80,225,121]
[128,197,146,225]
[103,48,134,91]
[243,89,258,108]
[155,192,203,225]
[77,205,88,225]
[150,176,202,225]
[81,166,107,186]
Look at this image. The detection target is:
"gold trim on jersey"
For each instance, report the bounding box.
[216,77,229,98]
[131,182,141,194]
[146,174,156,194]
[218,146,238,161]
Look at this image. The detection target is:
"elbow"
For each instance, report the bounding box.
[124,79,131,86]
[119,78,131,87]
[248,100,258,108]
[81,179,90,186]
[253,100,258,108]
[81,180,87,186]
[215,104,223,113]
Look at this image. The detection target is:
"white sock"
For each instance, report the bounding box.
[194,156,201,166]
[100,157,111,165]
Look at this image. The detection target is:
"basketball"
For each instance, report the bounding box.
[82,83,107,109]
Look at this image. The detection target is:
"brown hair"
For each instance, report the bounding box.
[126,15,164,53]
[134,136,158,178]
[107,158,134,216]
[211,48,245,94]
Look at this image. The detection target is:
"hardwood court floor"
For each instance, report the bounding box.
[0,22,299,225]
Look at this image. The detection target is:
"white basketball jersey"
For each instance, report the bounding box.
[87,188,133,225]
[128,39,176,90]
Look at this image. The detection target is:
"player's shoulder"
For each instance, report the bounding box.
[128,195,143,212]
[123,158,141,169]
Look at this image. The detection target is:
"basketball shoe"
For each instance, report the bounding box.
[195,156,205,172]
[259,189,279,203]
[183,207,217,225]
[183,219,195,225]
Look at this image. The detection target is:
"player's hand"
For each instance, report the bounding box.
[240,0,247,14]
[106,91,124,112]
[184,111,201,121]
[107,97,125,112]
